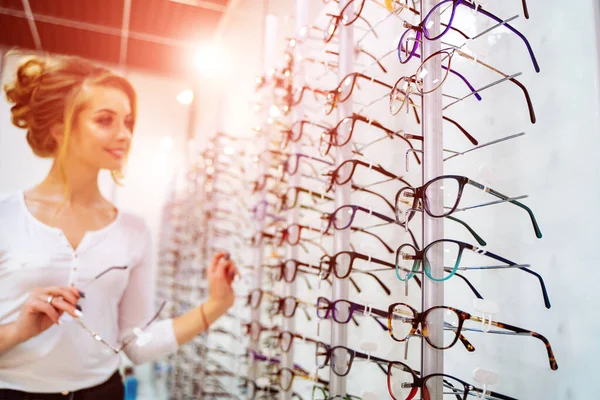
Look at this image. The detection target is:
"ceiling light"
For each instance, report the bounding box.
[177,89,194,104]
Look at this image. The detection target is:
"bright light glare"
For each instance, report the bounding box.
[223,146,236,155]
[269,105,281,118]
[159,136,174,151]
[194,45,227,75]
[177,89,194,104]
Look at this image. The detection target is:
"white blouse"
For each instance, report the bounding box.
[0,191,179,392]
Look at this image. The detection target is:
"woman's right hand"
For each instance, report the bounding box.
[12,286,82,344]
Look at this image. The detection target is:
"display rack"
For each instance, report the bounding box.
[153,1,557,398]
[419,0,445,395]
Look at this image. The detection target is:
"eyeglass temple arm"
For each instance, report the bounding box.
[454,49,535,123]
[415,49,482,101]
[446,215,487,246]
[351,184,395,213]
[76,319,120,354]
[466,314,558,370]
[467,179,542,238]
[299,302,312,321]
[446,269,484,299]
[469,386,519,400]
[509,76,536,124]
[443,64,482,101]
[443,116,478,145]
[88,265,128,286]
[354,269,391,295]
[353,350,390,375]
[355,47,387,73]
[473,248,550,309]
[521,0,530,18]
[350,226,394,253]
[353,304,389,331]
[462,2,539,72]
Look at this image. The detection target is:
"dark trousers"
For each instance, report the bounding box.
[0,371,124,400]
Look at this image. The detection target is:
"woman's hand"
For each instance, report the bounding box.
[13,286,81,344]
[207,251,239,313]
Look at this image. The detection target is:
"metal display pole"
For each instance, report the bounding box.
[329,0,353,396]
[279,2,308,399]
[249,13,279,383]
[420,1,444,398]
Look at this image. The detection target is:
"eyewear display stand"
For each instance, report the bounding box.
[279,2,309,400]
[329,0,354,397]
[251,13,280,384]
[420,0,445,398]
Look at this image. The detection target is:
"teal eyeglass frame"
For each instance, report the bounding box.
[395,238,551,309]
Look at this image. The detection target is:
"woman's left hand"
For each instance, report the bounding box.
[207,251,238,313]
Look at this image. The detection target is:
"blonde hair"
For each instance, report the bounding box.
[4,53,137,185]
[4,53,137,225]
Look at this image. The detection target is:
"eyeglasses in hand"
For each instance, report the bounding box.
[75,266,166,354]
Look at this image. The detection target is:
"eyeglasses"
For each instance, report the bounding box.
[395,174,543,238]
[252,173,287,194]
[316,342,390,377]
[268,295,314,320]
[275,223,329,246]
[289,85,329,108]
[75,266,166,354]
[388,360,518,400]
[270,367,329,392]
[319,251,407,295]
[323,159,410,192]
[250,231,278,248]
[396,238,550,308]
[324,73,419,120]
[323,0,376,43]
[279,186,334,211]
[251,200,286,223]
[321,204,400,233]
[246,289,275,309]
[242,320,280,342]
[268,258,371,296]
[209,327,241,341]
[274,330,320,353]
[243,378,304,400]
[316,296,389,332]
[281,120,330,149]
[387,302,558,370]
[312,385,361,400]
[398,0,539,72]
[318,114,421,164]
[279,153,334,181]
[279,183,397,217]
[392,45,536,124]
[250,350,308,371]
[321,203,412,253]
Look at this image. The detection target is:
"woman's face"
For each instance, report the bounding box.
[65,85,134,172]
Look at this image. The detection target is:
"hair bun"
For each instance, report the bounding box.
[4,56,47,129]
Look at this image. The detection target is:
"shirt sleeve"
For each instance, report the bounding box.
[118,221,179,365]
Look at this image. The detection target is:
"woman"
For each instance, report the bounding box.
[0,54,238,398]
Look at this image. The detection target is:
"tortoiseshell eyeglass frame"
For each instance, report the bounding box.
[386,302,558,370]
